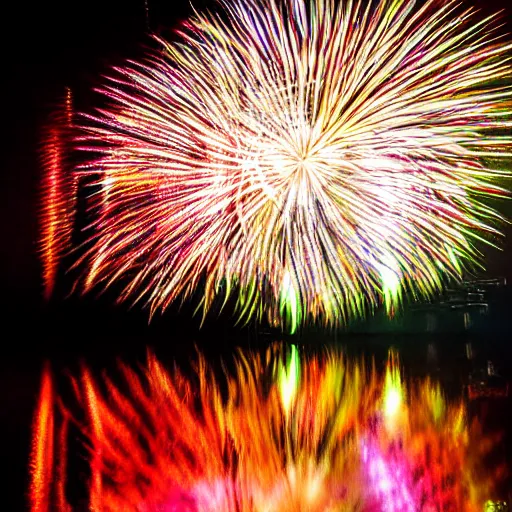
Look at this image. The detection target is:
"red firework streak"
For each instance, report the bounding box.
[28,365,54,512]
[39,88,77,300]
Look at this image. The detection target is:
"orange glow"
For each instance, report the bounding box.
[55,412,71,512]
[28,364,54,512]
[82,369,104,511]
[28,346,506,511]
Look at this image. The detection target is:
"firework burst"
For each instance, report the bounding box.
[73,0,512,330]
[29,346,505,511]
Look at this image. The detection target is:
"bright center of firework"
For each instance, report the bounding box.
[384,388,401,418]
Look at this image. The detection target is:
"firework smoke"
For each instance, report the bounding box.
[28,346,505,511]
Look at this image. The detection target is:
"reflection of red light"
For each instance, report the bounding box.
[361,438,416,511]
[468,382,509,400]
[29,364,54,512]
[27,348,507,511]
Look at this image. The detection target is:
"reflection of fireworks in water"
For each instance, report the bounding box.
[69,0,512,331]
[29,346,506,511]
[39,88,76,299]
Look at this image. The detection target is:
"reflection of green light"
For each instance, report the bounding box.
[483,500,509,511]
[429,383,445,423]
[453,405,465,436]
[383,350,404,423]
[278,344,300,415]
[280,269,301,334]
[485,500,496,511]
[484,500,509,511]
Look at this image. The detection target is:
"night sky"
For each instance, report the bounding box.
[1,0,512,509]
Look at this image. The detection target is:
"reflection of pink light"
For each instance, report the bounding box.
[361,439,416,512]
[158,478,232,511]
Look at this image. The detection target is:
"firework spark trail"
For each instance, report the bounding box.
[72,0,512,330]
[28,364,54,512]
[28,346,505,511]
[40,88,76,299]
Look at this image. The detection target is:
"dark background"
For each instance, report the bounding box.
[1,0,512,509]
